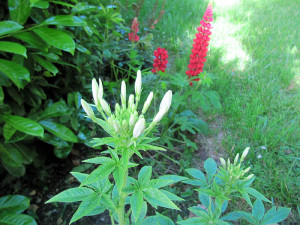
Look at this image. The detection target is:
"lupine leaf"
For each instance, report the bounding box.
[0,195,29,213]
[252,199,265,221]
[46,187,94,203]
[0,41,27,57]
[70,193,101,224]
[244,187,271,203]
[138,166,152,186]
[261,207,290,225]
[160,190,184,201]
[80,163,115,186]
[131,191,144,222]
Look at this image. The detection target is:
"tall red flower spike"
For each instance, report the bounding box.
[186,2,213,86]
[151,47,169,73]
[128,17,140,42]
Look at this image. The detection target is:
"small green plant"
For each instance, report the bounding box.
[0,194,37,225]
[46,72,290,225]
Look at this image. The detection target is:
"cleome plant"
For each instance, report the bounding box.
[46,71,291,225]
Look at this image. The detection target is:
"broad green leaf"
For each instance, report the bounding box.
[138,166,152,186]
[40,100,70,119]
[113,166,124,193]
[31,1,49,9]
[85,205,106,217]
[8,0,31,25]
[13,32,48,51]
[2,162,25,177]
[220,211,243,221]
[70,193,101,224]
[32,55,58,75]
[46,187,94,203]
[83,157,114,164]
[102,193,116,210]
[0,41,27,57]
[0,59,30,89]
[244,187,271,203]
[143,187,180,210]
[0,21,23,36]
[177,217,207,224]
[160,190,184,201]
[80,163,115,186]
[149,179,174,189]
[0,114,43,137]
[158,175,188,183]
[0,195,29,213]
[90,137,115,147]
[0,214,37,225]
[39,120,77,142]
[252,199,264,221]
[261,207,291,225]
[48,0,75,7]
[42,133,69,148]
[76,43,90,54]
[204,158,217,176]
[188,206,209,218]
[138,144,166,151]
[33,27,75,54]
[185,168,207,185]
[3,123,16,141]
[41,15,86,26]
[239,189,252,206]
[131,191,143,222]
[235,212,256,224]
[142,212,175,225]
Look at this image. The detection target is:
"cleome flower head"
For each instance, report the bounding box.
[81,70,172,144]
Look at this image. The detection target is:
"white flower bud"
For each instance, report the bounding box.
[100,99,111,116]
[245,174,254,181]
[133,117,146,138]
[241,147,250,160]
[115,103,121,114]
[113,120,120,132]
[234,153,239,165]
[220,158,226,168]
[142,92,153,114]
[98,78,103,100]
[129,114,136,128]
[92,78,99,105]
[128,94,135,110]
[81,99,95,118]
[153,110,165,123]
[121,80,126,108]
[122,120,128,130]
[135,70,142,96]
[159,90,172,113]
[243,167,251,174]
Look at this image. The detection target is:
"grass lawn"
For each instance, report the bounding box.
[149,0,299,219]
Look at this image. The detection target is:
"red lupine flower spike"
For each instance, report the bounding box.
[186,2,213,86]
[151,47,169,73]
[128,17,140,42]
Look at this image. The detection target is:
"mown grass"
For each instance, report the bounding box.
[120,0,299,221]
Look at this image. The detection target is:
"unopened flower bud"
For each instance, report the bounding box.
[159,90,172,113]
[129,114,137,128]
[241,147,250,161]
[121,80,126,108]
[133,117,146,138]
[220,158,226,167]
[142,92,153,114]
[234,153,239,165]
[135,70,142,96]
[98,78,103,100]
[92,78,99,105]
[100,99,111,116]
[243,167,251,174]
[81,99,95,119]
[153,110,165,123]
[245,174,254,181]
[122,120,128,130]
[128,94,134,110]
[115,103,121,114]
[113,120,121,132]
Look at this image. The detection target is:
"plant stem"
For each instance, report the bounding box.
[116,168,129,225]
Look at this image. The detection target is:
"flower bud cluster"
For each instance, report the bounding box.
[219,147,253,182]
[81,70,172,141]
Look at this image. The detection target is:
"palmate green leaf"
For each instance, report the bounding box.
[0,41,27,57]
[131,191,143,222]
[143,187,180,210]
[0,59,30,89]
[185,168,207,185]
[261,207,291,225]
[70,193,101,224]
[80,163,115,187]
[0,114,44,137]
[13,32,48,51]
[160,190,184,201]
[32,55,58,75]
[41,15,86,26]
[138,166,152,186]
[8,0,31,25]
[33,27,75,54]
[46,187,95,203]
[0,214,37,225]
[0,195,29,213]
[0,21,23,36]
[39,120,77,142]
[244,187,271,203]
[252,199,265,221]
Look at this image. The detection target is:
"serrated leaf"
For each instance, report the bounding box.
[33,27,75,54]
[143,187,180,210]
[239,189,252,206]
[0,59,30,89]
[83,157,114,164]
[160,190,184,201]
[138,166,152,186]
[158,175,188,183]
[113,165,124,193]
[8,0,31,25]
[90,137,115,147]
[235,211,256,224]
[220,211,243,221]
[188,206,209,217]
[0,195,29,213]
[39,120,77,142]
[80,163,115,186]
[261,207,291,225]
[0,21,23,36]
[204,158,217,177]
[149,179,174,189]
[41,15,86,26]
[131,191,144,222]
[138,144,166,151]
[244,187,271,203]
[46,187,94,203]
[102,193,116,210]
[70,193,101,224]
[185,168,207,185]
[0,214,37,225]
[0,41,27,57]
[32,55,58,75]
[0,114,43,137]
[252,199,265,221]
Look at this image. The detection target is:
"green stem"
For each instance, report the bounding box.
[116,167,129,225]
[110,212,115,225]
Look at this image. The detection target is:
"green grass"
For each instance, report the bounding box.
[150,0,299,216]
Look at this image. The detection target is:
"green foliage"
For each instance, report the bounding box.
[0,194,37,225]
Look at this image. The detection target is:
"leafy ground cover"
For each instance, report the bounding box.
[148,0,299,221]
